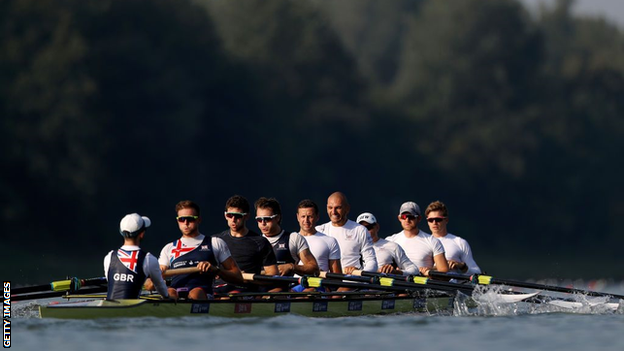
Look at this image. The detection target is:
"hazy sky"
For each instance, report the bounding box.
[523,0,624,28]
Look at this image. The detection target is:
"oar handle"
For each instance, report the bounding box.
[162,267,201,277]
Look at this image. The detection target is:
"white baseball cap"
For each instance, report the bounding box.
[119,213,151,237]
[356,212,377,224]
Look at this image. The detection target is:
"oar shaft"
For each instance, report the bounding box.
[13,277,107,295]
[320,272,379,284]
[243,273,422,293]
[352,270,474,294]
[487,277,624,299]
[14,267,198,297]
[429,271,624,300]
[13,286,108,302]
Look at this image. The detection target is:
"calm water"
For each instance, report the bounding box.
[9,283,624,351]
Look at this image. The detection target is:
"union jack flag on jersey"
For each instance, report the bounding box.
[118,249,140,273]
[170,239,196,262]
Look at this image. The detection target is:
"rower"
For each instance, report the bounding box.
[385,201,449,277]
[425,201,481,275]
[296,199,342,275]
[316,192,378,275]
[255,197,319,279]
[155,200,243,300]
[356,212,418,276]
[213,195,279,295]
[104,213,169,300]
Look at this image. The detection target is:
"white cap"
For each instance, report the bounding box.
[399,201,421,216]
[119,213,151,237]
[356,212,377,224]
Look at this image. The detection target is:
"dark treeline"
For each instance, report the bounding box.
[2,0,623,282]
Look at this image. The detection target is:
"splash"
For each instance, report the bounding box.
[452,284,623,316]
[11,301,41,318]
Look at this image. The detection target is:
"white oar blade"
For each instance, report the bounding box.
[473,291,540,304]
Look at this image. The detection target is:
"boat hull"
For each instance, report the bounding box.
[39,295,454,319]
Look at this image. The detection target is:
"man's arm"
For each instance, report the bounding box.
[394,244,419,276]
[360,231,378,272]
[329,259,342,274]
[291,248,319,276]
[213,257,244,285]
[459,240,482,275]
[145,254,169,298]
[432,253,449,273]
[263,264,279,276]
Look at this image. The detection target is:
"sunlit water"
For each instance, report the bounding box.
[9,281,624,351]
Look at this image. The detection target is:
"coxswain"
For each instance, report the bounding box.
[104,213,169,300]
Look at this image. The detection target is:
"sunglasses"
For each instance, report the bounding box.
[427,217,446,223]
[176,215,199,223]
[361,223,376,231]
[255,214,278,223]
[399,213,416,220]
[225,212,247,220]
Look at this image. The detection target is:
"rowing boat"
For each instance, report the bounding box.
[38,292,455,319]
[29,269,622,318]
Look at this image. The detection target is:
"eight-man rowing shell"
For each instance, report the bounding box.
[39,293,454,319]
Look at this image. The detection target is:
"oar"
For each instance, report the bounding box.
[13,267,201,301]
[242,273,452,295]
[13,277,106,295]
[13,286,108,302]
[427,271,624,300]
[342,270,476,295]
[163,267,200,277]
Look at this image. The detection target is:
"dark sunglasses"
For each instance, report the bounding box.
[361,223,376,231]
[176,215,199,223]
[255,214,278,223]
[400,213,416,220]
[427,217,446,223]
[225,212,246,220]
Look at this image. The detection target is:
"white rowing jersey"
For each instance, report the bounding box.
[316,220,378,272]
[385,230,444,269]
[298,231,341,272]
[435,233,481,275]
[373,238,419,275]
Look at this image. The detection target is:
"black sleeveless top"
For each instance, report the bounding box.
[107,248,147,299]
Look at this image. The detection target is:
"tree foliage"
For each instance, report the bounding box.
[2,0,624,280]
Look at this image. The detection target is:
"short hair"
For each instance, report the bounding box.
[225,195,250,213]
[175,200,200,216]
[255,197,281,216]
[297,199,318,215]
[425,200,448,217]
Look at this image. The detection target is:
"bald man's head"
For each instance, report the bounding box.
[327,191,350,226]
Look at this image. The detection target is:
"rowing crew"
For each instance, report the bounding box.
[104,192,481,300]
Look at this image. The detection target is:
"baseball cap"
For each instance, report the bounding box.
[398,201,421,216]
[356,212,377,225]
[119,213,151,237]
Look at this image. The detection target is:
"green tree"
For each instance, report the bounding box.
[391,0,543,181]
[311,0,424,88]
[200,0,371,198]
